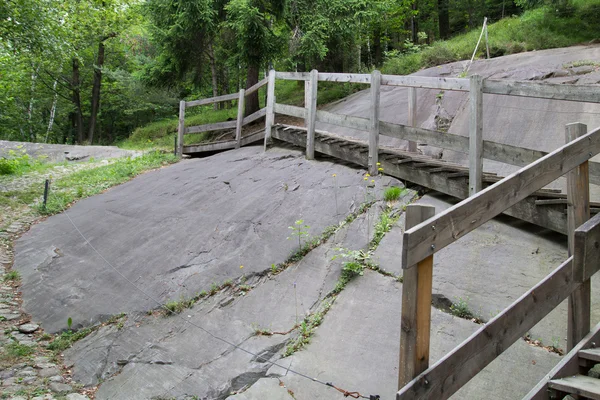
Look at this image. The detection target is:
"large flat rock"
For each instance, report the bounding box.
[15,146,406,332]
[262,270,560,400]
[0,140,139,163]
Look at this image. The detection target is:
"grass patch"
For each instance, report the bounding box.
[383,186,403,202]
[0,149,48,176]
[0,342,35,366]
[38,151,178,216]
[3,270,20,282]
[46,327,95,353]
[382,5,600,76]
[283,302,332,356]
[450,297,478,320]
[165,296,196,314]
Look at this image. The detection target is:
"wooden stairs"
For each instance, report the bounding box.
[527,323,600,400]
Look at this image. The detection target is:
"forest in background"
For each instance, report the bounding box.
[1,0,599,147]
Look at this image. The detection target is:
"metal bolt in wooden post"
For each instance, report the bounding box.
[177,100,186,156]
[264,69,276,151]
[306,69,318,160]
[235,89,245,149]
[566,122,591,350]
[369,70,381,175]
[399,204,436,389]
[469,74,483,196]
[407,87,418,153]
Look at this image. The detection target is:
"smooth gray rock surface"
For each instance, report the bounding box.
[265,270,560,400]
[15,146,402,333]
[0,140,139,163]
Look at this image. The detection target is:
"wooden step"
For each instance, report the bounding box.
[548,375,600,399]
[580,348,600,363]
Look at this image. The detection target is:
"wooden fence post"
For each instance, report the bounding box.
[566,122,591,350]
[407,87,418,153]
[369,70,381,175]
[399,204,436,390]
[177,100,185,156]
[469,74,483,196]
[264,69,276,151]
[306,69,318,160]
[235,89,245,149]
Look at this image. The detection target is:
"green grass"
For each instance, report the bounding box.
[47,327,94,353]
[165,296,196,314]
[383,186,404,202]
[0,149,56,176]
[3,270,20,281]
[38,151,178,215]
[382,5,600,76]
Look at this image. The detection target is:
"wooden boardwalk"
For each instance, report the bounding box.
[272,124,599,235]
[182,129,264,155]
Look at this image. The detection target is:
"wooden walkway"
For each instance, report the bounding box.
[182,129,264,155]
[272,124,599,235]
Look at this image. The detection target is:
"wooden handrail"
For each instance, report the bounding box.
[185,92,239,108]
[483,80,600,104]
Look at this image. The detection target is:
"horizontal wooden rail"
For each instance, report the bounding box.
[574,213,600,281]
[315,109,370,131]
[381,75,469,91]
[242,108,267,125]
[186,120,237,134]
[402,125,600,267]
[186,92,239,108]
[483,80,600,103]
[245,77,268,96]
[274,103,306,119]
[380,121,468,153]
[275,71,310,81]
[398,256,577,399]
[318,73,371,84]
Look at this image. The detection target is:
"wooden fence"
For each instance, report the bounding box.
[266,69,600,193]
[396,122,600,399]
[177,77,269,155]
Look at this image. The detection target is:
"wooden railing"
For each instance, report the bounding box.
[266,69,600,190]
[177,77,269,155]
[396,122,600,399]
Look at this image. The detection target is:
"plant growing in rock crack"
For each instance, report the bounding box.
[165,296,195,314]
[287,219,311,250]
[383,186,404,202]
[450,297,476,320]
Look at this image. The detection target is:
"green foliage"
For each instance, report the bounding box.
[3,270,20,282]
[284,301,332,356]
[165,296,196,314]
[450,297,475,319]
[287,219,311,249]
[383,186,403,202]
[0,149,44,176]
[47,327,94,353]
[1,342,35,364]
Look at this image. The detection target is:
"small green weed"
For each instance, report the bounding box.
[287,219,311,250]
[3,270,20,281]
[165,296,196,314]
[284,302,332,356]
[450,297,475,319]
[47,327,94,353]
[383,186,404,202]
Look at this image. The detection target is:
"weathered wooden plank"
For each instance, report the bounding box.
[402,125,600,268]
[574,213,600,282]
[483,80,600,103]
[566,123,591,351]
[186,92,239,108]
[317,72,371,84]
[469,75,483,195]
[399,205,436,389]
[306,70,318,160]
[536,199,568,206]
[380,121,468,153]
[548,376,600,399]
[275,71,310,81]
[242,108,266,126]
[183,140,237,153]
[407,87,418,153]
[239,130,265,147]
[273,103,307,119]
[369,70,381,175]
[579,348,600,363]
[264,69,276,150]
[398,256,577,400]
[177,100,185,156]
[245,77,268,96]
[186,120,237,134]
[315,110,370,131]
[381,75,470,91]
[525,322,600,400]
[235,89,245,148]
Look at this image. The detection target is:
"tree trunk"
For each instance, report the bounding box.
[223,68,231,109]
[72,58,84,144]
[208,43,218,111]
[27,68,39,142]
[245,63,260,116]
[373,28,382,67]
[412,1,419,44]
[88,40,107,144]
[438,0,450,39]
[45,79,58,143]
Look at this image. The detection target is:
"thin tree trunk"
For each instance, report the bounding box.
[374,27,382,67]
[45,79,58,143]
[223,68,231,109]
[245,63,260,116]
[72,58,84,144]
[88,40,107,144]
[27,68,39,142]
[412,1,419,44]
[438,0,450,39]
[208,43,218,111]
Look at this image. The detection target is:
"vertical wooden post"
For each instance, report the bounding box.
[264,69,276,151]
[566,122,591,350]
[177,100,185,156]
[469,74,483,196]
[235,89,245,149]
[407,87,418,153]
[369,70,381,175]
[306,69,318,160]
[399,204,436,389]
